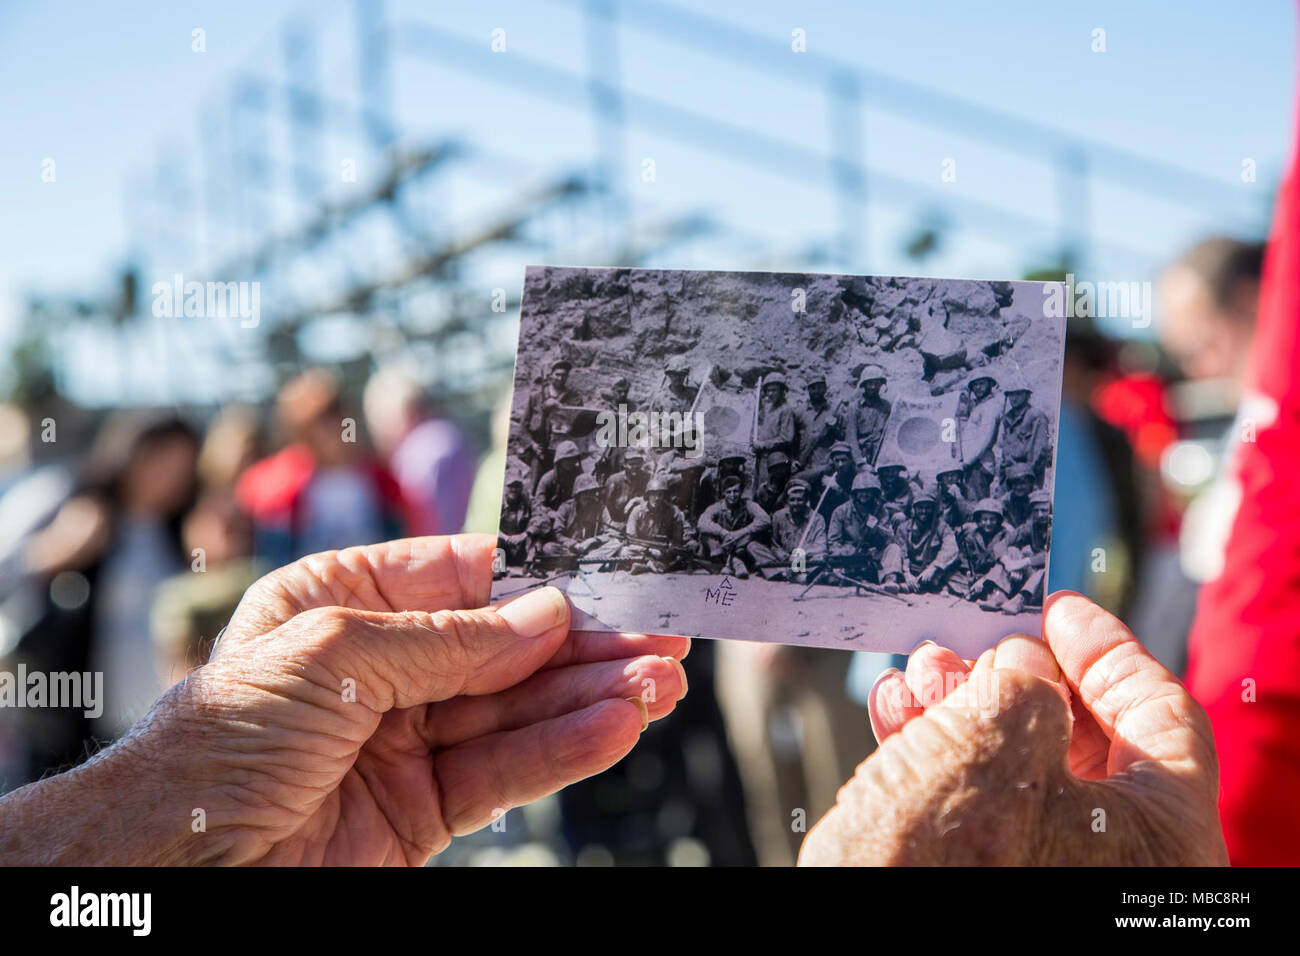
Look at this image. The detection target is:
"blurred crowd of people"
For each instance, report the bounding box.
[0,231,1269,865]
[0,365,478,778]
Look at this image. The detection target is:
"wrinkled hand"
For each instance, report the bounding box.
[98,534,689,865]
[799,592,1226,865]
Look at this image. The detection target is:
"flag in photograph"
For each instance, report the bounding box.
[693,378,758,461]
[876,392,962,478]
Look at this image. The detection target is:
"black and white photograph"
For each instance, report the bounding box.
[493,266,1065,657]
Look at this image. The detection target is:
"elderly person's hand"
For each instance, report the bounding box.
[0,534,688,865]
[799,592,1227,865]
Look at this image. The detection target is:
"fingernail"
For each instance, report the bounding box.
[662,656,689,697]
[871,666,902,689]
[993,634,1060,682]
[496,587,567,638]
[624,696,650,731]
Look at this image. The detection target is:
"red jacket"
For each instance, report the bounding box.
[235,445,411,563]
[1185,59,1300,865]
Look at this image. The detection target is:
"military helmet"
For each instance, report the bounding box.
[721,474,745,491]
[973,498,1003,519]
[804,373,827,387]
[554,440,582,461]
[851,471,882,493]
[857,365,887,387]
[910,482,940,508]
[646,474,674,493]
[601,377,631,401]
[1005,462,1034,482]
[573,473,600,496]
[504,465,528,487]
[965,369,998,389]
[766,450,791,468]
[763,372,789,389]
[999,368,1032,394]
[665,357,690,374]
[550,358,572,373]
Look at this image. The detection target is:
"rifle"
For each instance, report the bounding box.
[797,485,832,553]
[784,555,915,605]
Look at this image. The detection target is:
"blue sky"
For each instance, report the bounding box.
[0,0,1294,404]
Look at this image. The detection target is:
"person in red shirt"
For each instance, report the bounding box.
[1184,59,1300,865]
[236,369,411,566]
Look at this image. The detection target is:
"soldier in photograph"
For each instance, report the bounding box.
[521,357,581,493]
[754,450,793,516]
[949,498,1010,598]
[604,447,652,529]
[698,452,751,513]
[810,441,856,525]
[794,374,843,480]
[969,489,1052,613]
[697,474,776,579]
[996,371,1051,488]
[895,483,960,594]
[998,489,1052,614]
[622,473,698,574]
[661,358,699,411]
[764,478,828,582]
[1001,461,1036,529]
[936,466,973,530]
[655,358,699,452]
[593,377,636,483]
[874,454,916,523]
[828,471,904,588]
[497,467,532,567]
[533,439,585,512]
[753,372,797,486]
[528,473,617,570]
[655,448,710,521]
[843,365,891,467]
[957,369,1000,500]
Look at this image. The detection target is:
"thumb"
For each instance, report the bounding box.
[801,662,1073,866]
[285,586,571,711]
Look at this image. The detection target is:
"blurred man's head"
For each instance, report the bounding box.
[363,366,428,457]
[183,491,252,567]
[1158,236,1265,383]
[279,369,357,466]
